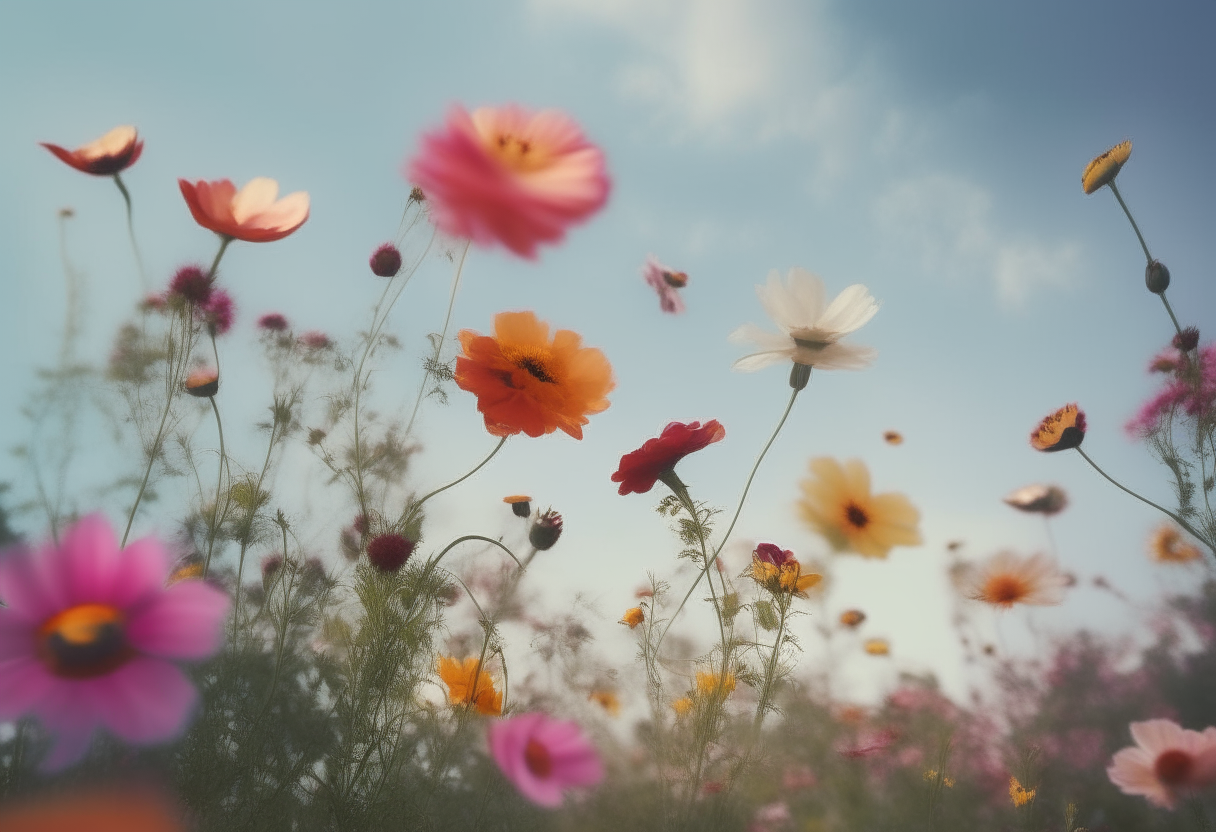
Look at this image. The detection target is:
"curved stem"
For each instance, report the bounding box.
[404,534,523,622]
[1159,292,1185,340]
[113,173,147,291]
[400,436,507,529]
[1108,181,1152,264]
[203,394,227,574]
[403,241,469,439]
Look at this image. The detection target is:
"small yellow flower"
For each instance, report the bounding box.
[1148,523,1203,564]
[839,609,866,628]
[588,690,621,716]
[695,671,736,699]
[1009,776,1036,807]
[1029,404,1086,452]
[1082,140,1132,194]
[863,638,890,656]
[798,457,922,559]
[923,769,955,788]
[437,656,503,716]
[620,607,645,628]
[672,696,694,717]
[779,562,823,595]
[167,562,204,585]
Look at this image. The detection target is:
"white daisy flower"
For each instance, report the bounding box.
[729,267,879,372]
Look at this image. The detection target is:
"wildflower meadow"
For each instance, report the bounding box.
[2,2,1215,831]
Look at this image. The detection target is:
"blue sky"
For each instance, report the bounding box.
[2,0,1214,703]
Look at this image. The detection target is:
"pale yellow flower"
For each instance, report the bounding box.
[1082,140,1132,194]
[798,457,922,558]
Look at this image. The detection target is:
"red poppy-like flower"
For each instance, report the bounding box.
[611,420,726,496]
[407,104,610,259]
[178,177,309,243]
[42,125,144,176]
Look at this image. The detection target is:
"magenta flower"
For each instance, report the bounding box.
[488,712,604,807]
[642,254,687,314]
[1126,343,1216,436]
[199,289,235,336]
[257,312,290,332]
[0,515,229,770]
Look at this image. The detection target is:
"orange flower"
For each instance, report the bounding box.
[178,177,309,243]
[437,656,503,716]
[503,494,532,517]
[588,690,621,716]
[798,457,922,558]
[863,638,890,656]
[839,609,866,628]
[42,125,144,176]
[883,430,903,445]
[1082,140,1132,194]
[1009,776,1036,807]
[1148,523,1203,564]
[455,311,614,439]
[672,697,694,717]
[695,671,735,699]
[620,607,645,628]
[1030,404,1086,452]
[965,552,1069,609]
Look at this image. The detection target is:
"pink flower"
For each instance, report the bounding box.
[298,330,332,350]
[1126,344,1216,436]
[642,255,687,314]
[42,125,144,176]
[0,515,229,770]
[257,313,289,332]
[199,289,235,336]
[179,177,309,243]
[1108,719,1216,808]
[488,712,604,807]
[407,104,610,259]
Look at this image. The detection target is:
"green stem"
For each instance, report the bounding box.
[113,173,147,291]
[753,597,789,733]
[203,394,227,573]
[1159,292,1185,340]
[1108,181,1152,264]
[403,241,469,439]
[400,436,507,529]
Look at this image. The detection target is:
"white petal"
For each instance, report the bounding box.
[792,341,876,371]
[756,271,802,332]
[732,349,795,372]
[785,267,826,323]
[231,177,280,223]
[729,323,795,352]
[817,284,879,334]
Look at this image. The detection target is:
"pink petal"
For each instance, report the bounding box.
[87,657,198,744]
[127,580,229,659]
[0,656,57,719]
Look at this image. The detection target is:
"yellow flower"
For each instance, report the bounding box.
[620,607,645,628]
[672,697,694,717]
[1082,140,1132,195]
[1009,776,1036,807]
[1029,403,1086,452]
[839,609,866,628]
[589,690,621,716]
[1149,523,1203,564]
[779,563,822,595]
[167,562,204,585]
[923,769,955,788]
[798,457,922,558]
[437,656,503,716]
[863,638,890,656]
[695,671,736,699]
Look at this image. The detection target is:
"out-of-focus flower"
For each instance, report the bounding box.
[883,430,903,445]
[504,494,532,518]
[1082,140,1132,195]
[257,312,289,332]
[261,554,284,581]
[642,255,687,314]
[1108,719,1216,808]
[620,607,645,628]
[782,766,817,790]
[923,769,955,787]
[839,609,866,628]
[1030,404,1086,452]
[695,670,735,700]
[298,331,332,350]
[672,697,693,717]
[965,552,1069,609]
[200,289,234,336]
[167,265,212,306]
[529,509,563,551]
[140,294,167,313]
[797,457,921,558]
[863,638,890,656]
[488,712,604,807]
[179,177,309,243]
[0,515,229,770]
[749,543,821,597]
[752,801,790,829]
[455,311,614,439]
[611,420,725,496]
[730,267,878,372]
[42,125,144,176]
[369,242,402,277]
[837,727,898,757]
[1174,327,1200,353]
[1148,523,1204,564]
[0,787,183,832]
[588,690,620,716]
[167,560,204,585]
[437,656,502,716]
[184,367,219,398]
[1009,776,1036,806]
[366,533,415,572]
[407,104,610,259]
[1126,345,1216,436]
[1002,484,1069,516]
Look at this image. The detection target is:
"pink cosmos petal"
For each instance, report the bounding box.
[0,544,67,622]
[41,728,95,772]
[127,580,229,659]
[87,657,198,744]
[0,657,58,719]
[489,713,603,808]
[230,177,279,223]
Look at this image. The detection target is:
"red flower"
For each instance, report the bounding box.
[178,177,309,243]
[611,421,725,495]
[42,125,144,176]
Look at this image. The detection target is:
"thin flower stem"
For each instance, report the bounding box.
[400,436,507,529]
[404,534,522,624]
[204,395,227,573]
[1159,292,1185,340]
[403,241,469,439]
[112,173,147,291]
[1074,447,1215,558]
[753,596,789,733]
[1107,181,1152,264]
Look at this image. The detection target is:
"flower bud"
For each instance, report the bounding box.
[1173,327,1199,352]
[367,533,415,572]
[185,367,219,398]
[528,509,563,551]
[1145,260,1170,294]
[503,494,532,518]
[369,243,403,278]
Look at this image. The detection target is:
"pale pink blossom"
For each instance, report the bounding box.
[179,177,309,243]
[642,255,687,314]
[1108,719,1216,808]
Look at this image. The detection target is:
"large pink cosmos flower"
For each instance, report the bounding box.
[1108,719,1216,809]
[179,177,310,243]
[488,712,604,807]
[407,104,610,259]
[42,125,144,176]
[0,515,229,770]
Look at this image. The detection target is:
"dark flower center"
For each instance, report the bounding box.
[662,270,688,288]
[845,502,870,529]
[1154,749,1193,785]
[38,603,134,678]
[516,357,555,383]
[524,738,553,778]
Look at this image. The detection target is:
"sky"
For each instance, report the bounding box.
[1,0,1214,705]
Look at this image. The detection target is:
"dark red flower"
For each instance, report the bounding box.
[367,533,415,572]
[753,542,796,567]
[168,265,212,305]
[258,312,289,332]
[611,420,725,495]
[369,242,403,277]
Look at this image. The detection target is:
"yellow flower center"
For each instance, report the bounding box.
[524,738,553,778]
[502,345,557,384]
[487,132,549,173]
[844,502,870,530]
[38,603,133,678]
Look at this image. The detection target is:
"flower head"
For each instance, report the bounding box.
[0,515,229,769]
[620,607,645,628]
[642,255,687,314]
[839,609,866,628]
[1082,140,1132,195]
[863,638,891,656]
[529,509,563,551]
[695,671,736,700]
[437,656,502,716]
[588,690,621,716]
[42,126,144,176]
[200,289,235,336]
[488,712,605,807]
[504,494,533,518]
[179,177,309,243]
[611,420,725,496]
[366,533,415,572]
[257,313,290,333]
[883,430,903,445]
[184,367,219,398]
[298,331,332,350]
[1108,719,1216,808]
[1030,404,1086,452]
[407,104,610,259]
[167,265,212,306]
[1008,776,1037,807]
[750,543,821,597]
[965,552,1069,609]
[1148,524,1204,565]
[1126,345,1216,436]
[455,311,614,440]
[672,697,693,717]
[1002,484,1069,516]
[798,457,921,558]
[369,242,403,277]
[730,268,878,373]
[1174,327,1201,353]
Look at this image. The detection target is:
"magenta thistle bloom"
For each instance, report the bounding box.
[257,312,289,332]
[488,712,604,807]
[1126,344,1216,437]
[0,515,229,770]
[642,254,687,314]
[299,330,332,350]
[369,242,403,278]
[167,265,212,306]
[199,289,235,336]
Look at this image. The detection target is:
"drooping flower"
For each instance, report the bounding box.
[504,494,533,518]
[863,638,891,656]
[620,607,645,628]
[1108,719,1216,809]
[588,690,621,716]
[437,655,502,716]
[1148,524,1204,565]
[366,533,415,572]
[0,515,229,770]
[455,311,614,439]
[1030,404,1087,451]
[488,712,605,807]
[529,509,563,551]
[407,104,610,259]
[1082,140,1132,195]
[184,367,219,398]
[179,177,309,243]
[730,267,878,372]
[611,420,725,496]
[1008,776,1037,807]
[797,457,922,558]
[964,552,1069,609]
[42,126,144,176]
[749,543,821,597]
[642,255,687,314]
[369,242,402,277]
[1002,484,1069,516]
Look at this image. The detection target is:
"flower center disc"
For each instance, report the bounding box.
[502,346,557,384]
[488,132,548,173]
[844,502,870,530]
[524,738,553,778]
[38,603,133,678]
[983,575,1031,606]
[1154,749,1194,785]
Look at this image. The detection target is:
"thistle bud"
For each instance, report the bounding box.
[529,509,563,551]
[1145,260,1170,294]
[369,243,403,278]
[1173,327,1199,352]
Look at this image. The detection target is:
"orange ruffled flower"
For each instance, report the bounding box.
[455,311,614,439]
[1082,140,1132,195]
[437,656,503,716]
[42,125,144,176]
[1030,403,1086,452]
[798,457,922,559]
[620,607,645,628]
[178,177,309,243]
[1149,523,1203,565]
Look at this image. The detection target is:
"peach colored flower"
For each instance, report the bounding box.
[797,457,921,558]
[1148,523,1204,565]
[42,125,144,176]
[1108,719,1216,809]
[1030,403,1086,452]
[965,552,1069,609]
[620,607,645,628]
[407,104,610,259]
[178,177,309,243]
